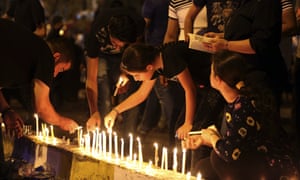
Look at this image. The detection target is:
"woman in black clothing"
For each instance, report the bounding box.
[104,41,216,141]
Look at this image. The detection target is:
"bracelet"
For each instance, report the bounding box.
[1,107,13,117]
[112,108,120,116]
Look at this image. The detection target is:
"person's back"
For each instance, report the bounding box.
[0,18,53,88]
[142,0,169,45]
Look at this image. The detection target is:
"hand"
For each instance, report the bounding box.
[199,128,220,146]
[2,110,24,138]
[104,109,118,129]
[182,135,203,150]
[86,111,101,131]
[59,117,79,133]
[114,74,130,95]
[176,123,193,140]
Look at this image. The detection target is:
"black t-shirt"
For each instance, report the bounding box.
[160,41,211,86]
[85,7,145,58]
[0,19,53,88]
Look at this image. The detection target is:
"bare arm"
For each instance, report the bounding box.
[184,4,201,41]
[85,56,102,131]
[163,18,180,43]
[176,68,197,139]
[282,8,297,36]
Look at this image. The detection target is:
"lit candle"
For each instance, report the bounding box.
[129,133,133,160]
[186,171,191,180]
[76,126,83,147]
[102,131,106,157]
[120,138,124,160]
[196,172,202,180]
[161,147,168,170]
[173,148,177,172]
[92,130,96,154]
[113,76,124,96]
[165,147,168,170]
[34,113,39,136]
[95,128,99,154]
[114,132,118,158]
[153,142,159,167]
[108,129,112,157]
[181,148,187,174]
[98,132,102,154]
[137,137,143,167]
[85,133,90,152]
[50,125,54,139]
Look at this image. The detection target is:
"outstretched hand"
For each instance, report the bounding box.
[86,111,101,131]
[104,109,118,129]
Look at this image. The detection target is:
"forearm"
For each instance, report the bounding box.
[184,87,197,126]
[86,85,99,115]
[226,39,256,54]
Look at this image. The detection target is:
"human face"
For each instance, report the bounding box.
[109,35,127,51]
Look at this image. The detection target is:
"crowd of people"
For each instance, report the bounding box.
[1,0,300,179]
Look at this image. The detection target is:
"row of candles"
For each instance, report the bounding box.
[33,113,202,179]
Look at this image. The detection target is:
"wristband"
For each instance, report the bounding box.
[1,107,13,117]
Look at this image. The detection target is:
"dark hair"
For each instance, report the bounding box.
[47,37,75,66]
[121,43,159,72]
[108,15,137,43]
[212,50,278,134]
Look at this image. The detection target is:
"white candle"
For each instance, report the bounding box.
[92,130,96,154]
[196,172,202,180]
[165,148,168,170]
[102,131,106,157]
[153,142,159,167]
[137,137,143,167]
[95,128,99,154]
[34,113,39,136]
[181,148,187,174]
[120,138,124,160]
[50,125,54,138]
[108,129,112,157]
[85,133,91,152]
[76,126,83,147]
[129,133,133,160]
[114,132,118,158]
[173,148,177,172]
[98,132,102,154]
[186,172,191,180]
[161,147,167,170]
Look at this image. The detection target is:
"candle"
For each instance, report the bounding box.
[92,130,96,154]
[113,76,124,96]
[165,147,168,170]
[108,129,112,157]
[129,133,133,160]
[120,138,124,160]
[50,125,54,139]
[196,172,202,180]
[186,172,191,180]
[98,132,102,154]
[181,148,187,174]
[34,113,39,136]
[153,142,159,167]
[95,128,99,154]
[85,133,91,152]
[173,148,177,172]
[76,126,83,147]
[102,131,106,157]
[137,137,143,167]
[114,132,118,158]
